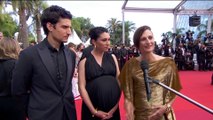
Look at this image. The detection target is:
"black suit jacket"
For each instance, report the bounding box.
[12,39,77,120]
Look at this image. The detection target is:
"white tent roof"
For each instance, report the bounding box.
[84,38,91,47]
[66,29,82,45]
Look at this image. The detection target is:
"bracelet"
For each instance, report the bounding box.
[92,108,98,117]
[165,104,171,113]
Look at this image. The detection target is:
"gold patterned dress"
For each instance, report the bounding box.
[119,57,182,120]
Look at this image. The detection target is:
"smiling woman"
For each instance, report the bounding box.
[119,25,182,120]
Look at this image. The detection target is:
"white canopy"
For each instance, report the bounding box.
[66,29,82,45]
[84,38,91,47]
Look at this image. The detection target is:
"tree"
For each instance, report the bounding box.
[1,1,49,47]
[0,1,5,14]
[122,21,136,46]
[197,19,213,37]
[107,18,121,34]
[5,0,47,48]
[0,1,18,37]
[175,27,185,35]
[28,1,48,43]
[106,18,121,45]
[5,1,33,49]
[71,18,82,39]
[161,27,185,46]
[0,13,18,37]
[106,18,135,46]
[17,1,29,48]
[72,17,94,42]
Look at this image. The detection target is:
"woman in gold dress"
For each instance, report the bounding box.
[119,25,182,120]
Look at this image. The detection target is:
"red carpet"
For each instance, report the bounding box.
[75,71,213,120]
[173,71,213,120]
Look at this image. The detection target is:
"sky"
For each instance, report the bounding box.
[46,1,181,44]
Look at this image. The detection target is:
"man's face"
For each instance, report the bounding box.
[48,18,72,43]
[0,32,3,40]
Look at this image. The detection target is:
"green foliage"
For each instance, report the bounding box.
[0,13,18,37]
[28,32,35,42]
[106,18,135,46]
[176,28,185,35]
[28,1,48,43]
[160,28,182,46]
[197,19,213,37]
[71,18,82,38]
[1,1,136,46]
[72,17,94,42]
[0,1,4,13]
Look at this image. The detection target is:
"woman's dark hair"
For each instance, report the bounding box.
[133,25,151,49]
[41,5,72,35]
[89,27,108,44]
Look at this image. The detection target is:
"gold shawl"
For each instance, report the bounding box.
[119,57,182,120]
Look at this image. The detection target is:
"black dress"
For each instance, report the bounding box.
[0,59,25,120]
[81,52,121,120]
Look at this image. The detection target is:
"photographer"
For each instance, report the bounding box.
[186,30,194,42]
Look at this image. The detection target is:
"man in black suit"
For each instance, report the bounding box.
[12,5,77,120]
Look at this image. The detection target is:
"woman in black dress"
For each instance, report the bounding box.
[0,37,25,120]
[78,27,121,120]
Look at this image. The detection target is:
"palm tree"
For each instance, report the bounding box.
[72,17,94,42]
[18,1,29,48]
[0,13,18,37]
[0,1,17,37]
[0,1,4,13]
[175,27,185,35]
[106,18,121,45]
[197,20,213,37]
[122,21,136,46]
[2,1,47,47]
[106,18,121,33]
[6,1,32,49]
[28,1,48,43]
[161,27,185,46]
[0,1,8,21]
[106,18,135,46]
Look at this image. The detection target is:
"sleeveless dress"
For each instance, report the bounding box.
[81,52,121,120]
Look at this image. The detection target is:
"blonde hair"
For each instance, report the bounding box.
[0,37,21,59]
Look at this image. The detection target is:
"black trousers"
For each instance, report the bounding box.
[0,97,25,120]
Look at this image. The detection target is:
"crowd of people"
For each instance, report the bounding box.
[156,31,213,71]
[67,30,213,73]
[0,4,212,120]
[106,31,213,71]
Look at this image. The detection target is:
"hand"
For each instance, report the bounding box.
[148,105,167,120]
[104,110,114,120]
[94,110,109,119]
[103,108,115,119]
